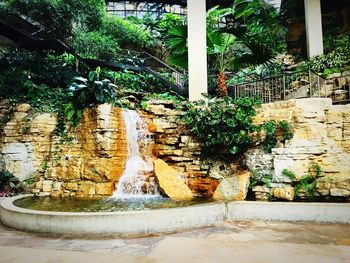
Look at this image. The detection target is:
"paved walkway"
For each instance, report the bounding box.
[0,220,349,263]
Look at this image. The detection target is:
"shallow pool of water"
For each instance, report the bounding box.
[14,196,212,212]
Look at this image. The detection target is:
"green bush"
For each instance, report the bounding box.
[101,15,152,49]
[184,96,262,158]
[184,96,294,159]
[72,30,119,60]
[0,170,23,196]
[66,67,117,127]
[8,0,105,39]
[102,70,165,93]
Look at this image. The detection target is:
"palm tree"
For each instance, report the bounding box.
[207,31,235,96]
[164,2,283,96]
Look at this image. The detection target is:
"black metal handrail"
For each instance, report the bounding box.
[229,70,350,104]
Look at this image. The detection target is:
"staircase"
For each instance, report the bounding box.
[229,70,350,104]
[0,10,188,96]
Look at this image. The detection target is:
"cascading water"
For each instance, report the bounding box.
[113,109,160,198]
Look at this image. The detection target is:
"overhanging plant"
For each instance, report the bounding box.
[66,67,118,127]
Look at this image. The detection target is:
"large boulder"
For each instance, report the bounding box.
[153,159,193,201]
[213,171,251,201]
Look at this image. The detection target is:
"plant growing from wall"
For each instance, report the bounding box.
[262,120,294,153]
[249,170,273,189]
[184,96,261,158]
[0,170,24,196]
[184,96,294,159]
[282,164,322,200]
[66,67,118,127]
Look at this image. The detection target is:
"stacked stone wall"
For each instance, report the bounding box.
[249,98,350,200]
[1,98,349,200]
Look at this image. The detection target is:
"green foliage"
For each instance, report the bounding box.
[165,23,188,69]
[262,120,294,153]
[8,0,105,39]
[101,15,152,49]
[102,70,165,93]
[184,96,261,158]
[282,169,296,180]
[72,30,119,60]
[66,67,117,127]
[164,3,283,73]
[232,0,286,54]
[249,170,273,189]
[294,174,318,200]
[283,164,322,200]
[141,92,185,109]
[23,177,35,185]
[0,50,77,102]
[297,34,350,76]
[0,170,23,196]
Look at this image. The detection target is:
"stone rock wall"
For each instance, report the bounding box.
[0,103,127,197]
[248,98,350,200]
[143,99,219,197]
[1,98,350,200]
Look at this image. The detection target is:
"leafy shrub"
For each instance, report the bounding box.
[72,30,119,60]
[184,96,261,158]
[184,96,294,158]
[102,70,165,93]
[66,67,117,127]
[101,15,152,49]
[8,0,105,39]
[262,120,293,153]
[282,164,322,200]
[249,170,273,189]
[0,50,77,99]
[0,170,23,196]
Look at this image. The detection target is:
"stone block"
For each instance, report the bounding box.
[154,159,193,201]
[272,186,295,201]
[330,188,350,197]
[63,182,78,191]
[78,182,96,196]
[42,180,53,192]
[96,182,114,196]
[16,103,31,112]
[52,181,62,191]
[212,171,251,201]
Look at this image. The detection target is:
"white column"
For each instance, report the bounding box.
[304,0,324,58]
[187,0,208,101]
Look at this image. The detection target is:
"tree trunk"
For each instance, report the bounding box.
[217,71,227,96]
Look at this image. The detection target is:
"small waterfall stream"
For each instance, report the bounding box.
[113,109,160,198]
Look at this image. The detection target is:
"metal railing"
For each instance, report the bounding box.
[229,70,350,104]
[117,48,187,89]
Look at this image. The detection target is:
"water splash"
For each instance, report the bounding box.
[113,110,160,198]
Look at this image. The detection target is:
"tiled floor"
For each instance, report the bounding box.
[0,220,349,262]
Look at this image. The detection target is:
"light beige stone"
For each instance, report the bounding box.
[95,182,114,196]
[212,171,251,201]
[153,159,193,201]
[272,187,295,201]
[42,180,53,192]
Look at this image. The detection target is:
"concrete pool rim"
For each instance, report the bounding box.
[1,195,349,236]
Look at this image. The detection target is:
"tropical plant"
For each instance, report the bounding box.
[207,31,235,96]
[165,23,188,69]
[72,30,119,60]
[184,96,261,158]
[0,170,23,196]
[66,67,118,127]
[7,0,105,39]
[100,15,152,49]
